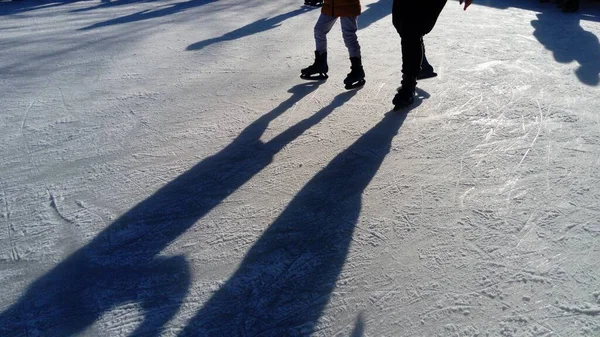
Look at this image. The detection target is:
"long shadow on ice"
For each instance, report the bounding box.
[79,0,220,30]
[0,0,211,17]
[0,82,353,337]
[186,7,312,51]
[179,90,430,337]
[359,0,392,30]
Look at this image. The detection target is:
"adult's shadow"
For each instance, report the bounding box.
[178,91,429,337]
[186,7,312,51]
[0,81,356,337]
[532,11,600,86]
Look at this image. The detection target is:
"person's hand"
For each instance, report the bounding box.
[459,0,472,10]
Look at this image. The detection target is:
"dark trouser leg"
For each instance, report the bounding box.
[419,38,438,80]
[401,35,422,87]
[392,0,446,108]
[392,0,447,87]
[421,38,432,71]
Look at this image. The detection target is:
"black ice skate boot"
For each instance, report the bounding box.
[344,56,366,90]
[301,51,328,80]
[417,53,437,80]
[393,76,416,111]
[304,0,323,6]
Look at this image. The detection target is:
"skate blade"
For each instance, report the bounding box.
[344,79,365,90]
[300,73,328,80]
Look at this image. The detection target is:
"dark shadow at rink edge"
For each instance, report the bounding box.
[178,90,430,337]
[469,0,600,86]
[0,81,363,337]
[476,0,599,18]
[532,11,600,86]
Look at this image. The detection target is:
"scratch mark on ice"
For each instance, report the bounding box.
[516,214,536,247]
[1,183,18,261]
[48,189,74,225]
[515,100,543,170]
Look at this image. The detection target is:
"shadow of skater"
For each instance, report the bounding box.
[71,0,168,13]
[359,0,392,30]
[186,7,312,51]
[0,0,208,17]
[532,11,600,86]
[79,0,219,30]
[178,90,430,337]
[0,81,354,337]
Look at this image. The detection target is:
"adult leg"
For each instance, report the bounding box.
[418,1,447,80]
[419,38,438,80]
[392,0,446,108]
[392,1,421,82]
[392,1,422,107]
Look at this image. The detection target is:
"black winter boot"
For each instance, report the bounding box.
[344,56,366,89]
[301,51,328,80]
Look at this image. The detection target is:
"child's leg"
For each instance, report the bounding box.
[314,14,337,54]
[340,16,361,58]
[340,16,365,89]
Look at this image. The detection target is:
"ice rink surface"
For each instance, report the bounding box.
[1,0,599,336]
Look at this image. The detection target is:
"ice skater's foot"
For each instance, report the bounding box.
[392,86,415,111]
[344,79,365,90]
[344,56,366,90]
[301,51,328,80]
[417,67,437,80]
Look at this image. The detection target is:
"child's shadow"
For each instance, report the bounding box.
[0,82,346,337]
